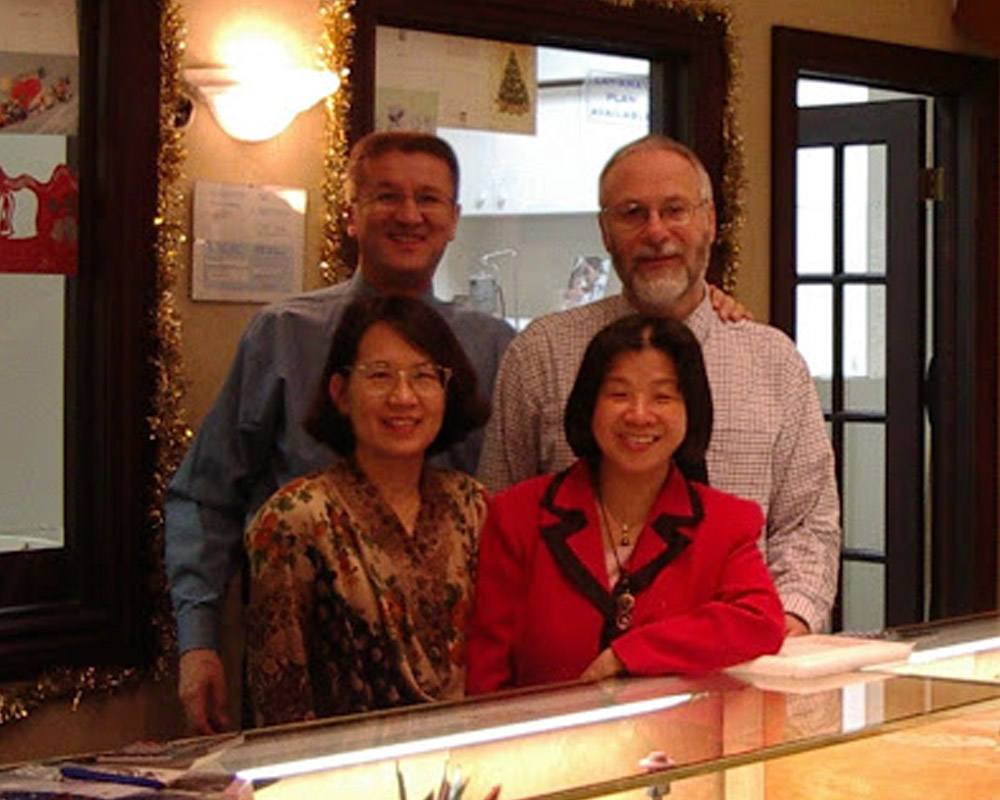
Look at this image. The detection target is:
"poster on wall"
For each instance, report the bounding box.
[0,52,77,136]
[0,160,77,275]
[191,181,306,303]
[376,26,536,135]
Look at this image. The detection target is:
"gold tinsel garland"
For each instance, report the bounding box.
[148,0,191,677]
[318,0,356,285]
[0,0,189,728]
[318,0,743,291]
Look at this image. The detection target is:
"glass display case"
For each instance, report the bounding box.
[203,615,1000,800]
[2,616,996,798]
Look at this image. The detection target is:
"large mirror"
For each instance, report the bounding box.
[350,0,736,290]
[0,0,159,680]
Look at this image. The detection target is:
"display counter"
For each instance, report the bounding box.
[2,616,997,799]
[212,614,1000,799]
[872,612,1000,684]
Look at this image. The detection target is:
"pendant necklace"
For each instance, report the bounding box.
[603,504,635,546]
[597,497,636,631]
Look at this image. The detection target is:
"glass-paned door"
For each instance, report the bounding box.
[795,91,927,629]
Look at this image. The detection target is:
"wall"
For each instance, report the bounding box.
[1,0,993,766]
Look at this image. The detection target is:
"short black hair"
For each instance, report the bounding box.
[305,295,489,457]
[346,131,460,200]
[564,314,713,482]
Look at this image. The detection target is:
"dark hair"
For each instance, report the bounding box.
[346,131,460,200]
[564,314,713,482]
[305,295,490,456]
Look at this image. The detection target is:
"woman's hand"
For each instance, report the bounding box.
[580,647,626,682]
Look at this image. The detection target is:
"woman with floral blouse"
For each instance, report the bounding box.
[245,294,490,725]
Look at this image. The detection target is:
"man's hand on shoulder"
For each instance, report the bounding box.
[709,284,754,323]
[178,648,233,735]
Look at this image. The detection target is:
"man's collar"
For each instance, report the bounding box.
[621,285,712,344]
[349,270,438,303]
[683,288,714,345]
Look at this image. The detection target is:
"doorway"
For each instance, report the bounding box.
[771,28,998,629]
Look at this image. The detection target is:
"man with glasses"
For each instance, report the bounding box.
[166,132,514,734]
[479,134,841,644]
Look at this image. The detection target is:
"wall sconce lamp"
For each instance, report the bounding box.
[184,66,340,142]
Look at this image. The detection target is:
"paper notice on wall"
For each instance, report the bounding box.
[585,72,649,125]
[191,181,306,303]
[0,0,77,55]
[376,26,536,135]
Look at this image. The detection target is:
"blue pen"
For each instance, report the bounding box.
[59,763,167,790]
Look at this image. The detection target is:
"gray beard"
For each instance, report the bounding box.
[626,269,691,316]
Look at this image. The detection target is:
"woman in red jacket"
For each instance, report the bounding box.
[466,314,784,692]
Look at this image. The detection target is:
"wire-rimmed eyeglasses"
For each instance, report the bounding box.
[600,197,708,232]
[345,361,452,397]
[356,190,456,219]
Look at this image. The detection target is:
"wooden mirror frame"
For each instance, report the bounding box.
[0,0,159,680]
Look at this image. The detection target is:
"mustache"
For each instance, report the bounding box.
[634,243,683,259]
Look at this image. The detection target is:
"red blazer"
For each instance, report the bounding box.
[466,461,785,693]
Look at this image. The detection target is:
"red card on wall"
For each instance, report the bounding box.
[0,162,78,276]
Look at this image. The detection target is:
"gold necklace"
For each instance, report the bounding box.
[597,497,636,632]
[601,502,640,547]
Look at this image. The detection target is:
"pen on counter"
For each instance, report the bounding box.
[59,763,167,790]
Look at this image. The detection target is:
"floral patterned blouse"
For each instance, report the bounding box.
[245,458,487,726]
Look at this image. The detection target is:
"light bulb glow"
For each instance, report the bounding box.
[185,67,340,142]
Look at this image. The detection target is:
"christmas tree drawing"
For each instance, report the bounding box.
[496,50,530,115]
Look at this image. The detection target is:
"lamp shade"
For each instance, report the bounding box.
[185,67,340,142]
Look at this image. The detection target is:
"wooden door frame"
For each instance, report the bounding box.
[771,26,998,617]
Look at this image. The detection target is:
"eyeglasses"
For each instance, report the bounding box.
[600,197,708,232]
[356,190,455,218]
[345,361,452,397]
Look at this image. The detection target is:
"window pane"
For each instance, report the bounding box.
[844,422,885,552]
[797,78,869,108]
[796,284,832,410]
[796,147,834,274]
[844,144,886,275]
[843,283,886,413]
[842,561,885,632]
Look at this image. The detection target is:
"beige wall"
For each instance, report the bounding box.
[1,0,993,765]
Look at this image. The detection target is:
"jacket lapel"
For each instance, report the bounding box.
[539,461,705,631]
[539,462,614,618]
